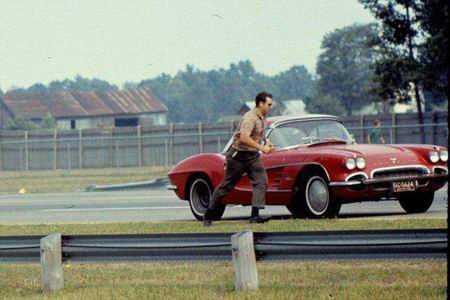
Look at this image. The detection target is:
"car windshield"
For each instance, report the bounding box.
[267,119,352,148]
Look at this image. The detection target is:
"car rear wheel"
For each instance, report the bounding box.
[188,176,225,221]
[398,192,434,214]
[287,174,341,219]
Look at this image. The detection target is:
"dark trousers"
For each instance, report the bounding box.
[208,149,268,211]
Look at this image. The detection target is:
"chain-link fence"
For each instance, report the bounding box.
[0,118,448,171]
[0,128,234,171]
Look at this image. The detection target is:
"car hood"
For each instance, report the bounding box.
[311,143,425,166]
[319,143,408,156]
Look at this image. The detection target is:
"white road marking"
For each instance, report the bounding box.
[43,206,188,212]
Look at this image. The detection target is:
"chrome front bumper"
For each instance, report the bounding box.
[166,184,178,191]
[329,173,448,187]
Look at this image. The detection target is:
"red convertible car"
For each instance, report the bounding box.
[167,114,448,219]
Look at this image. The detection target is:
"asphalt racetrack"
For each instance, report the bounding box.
[0,185,447,225]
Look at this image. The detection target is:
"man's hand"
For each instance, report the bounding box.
[260,144,275,154]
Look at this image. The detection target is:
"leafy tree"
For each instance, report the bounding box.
[416,0,448,106]
[138,60,315,123]
[5,117,39,130]
[4,60,317,124]
[358,0,448,142]
[48,75,118,92]
[305,94,347,116]
[41,113,56,129]
[273,66,315,101]
[316,23,380,116]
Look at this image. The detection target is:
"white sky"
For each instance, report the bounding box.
[0,0,374,90]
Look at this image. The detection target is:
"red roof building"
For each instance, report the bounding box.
[0,88,168,129]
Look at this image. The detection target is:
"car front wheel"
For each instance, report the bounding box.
[398,192,434,214]
[188,176,225,221]
[287,174,341,219]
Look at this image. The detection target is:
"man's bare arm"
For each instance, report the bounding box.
[240,133,274,153]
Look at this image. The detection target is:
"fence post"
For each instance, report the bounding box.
[66,143,71,170]
[0,136,2,171]
[78,129,83,169]
[24,131,29,171]
[169,123,174,165]
[392,113,397,144]
[40,233,64,292]
[231,231,259,291]
[198,122,203,153]
[164,139,169,167]
[115,140,119,168]
[137,125,143,167]
[53,129,58,170]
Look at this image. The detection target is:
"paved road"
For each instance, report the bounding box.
[0,186,447,225]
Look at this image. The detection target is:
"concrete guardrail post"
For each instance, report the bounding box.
[40,233,64,292]
[231,231,259,291]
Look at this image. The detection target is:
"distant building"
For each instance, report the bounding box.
[281,99,306,115]
[0,88,168,130]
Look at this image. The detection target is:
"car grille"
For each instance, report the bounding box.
[372,167,428,179]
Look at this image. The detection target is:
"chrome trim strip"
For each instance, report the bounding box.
[370,165,430,178]
[329,181,362,187]
[234,187,291,193]
[269,116,338,129]
[330,173,447,187]
[345,171,369,182]
[166,185,178,191]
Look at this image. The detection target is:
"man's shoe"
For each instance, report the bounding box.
[203,219,212,227]
[249,215,271,224]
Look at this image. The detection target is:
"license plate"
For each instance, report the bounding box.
[392,180,416,192]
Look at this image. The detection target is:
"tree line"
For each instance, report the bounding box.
[0,0,447,127]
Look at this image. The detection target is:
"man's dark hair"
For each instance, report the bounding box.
[255,91,273,107]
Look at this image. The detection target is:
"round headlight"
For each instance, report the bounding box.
[440,150,448,162]
[345,158,356,170]
[356,157,366,169]
[429,151,439,163]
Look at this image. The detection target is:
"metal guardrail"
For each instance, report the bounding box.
[0,229,446,263]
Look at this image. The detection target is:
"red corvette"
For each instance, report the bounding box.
[167,114,448,219]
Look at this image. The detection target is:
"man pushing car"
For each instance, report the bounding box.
[203,91,275,226]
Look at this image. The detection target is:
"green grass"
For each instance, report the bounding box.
[0,259,446,299]
[0,166,171,194]
[0,219,446,299]
[0,218,446,236]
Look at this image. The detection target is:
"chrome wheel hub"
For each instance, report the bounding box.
[306,177,329,215]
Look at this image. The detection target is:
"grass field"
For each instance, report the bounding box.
[0,217,446,235]
[0,260,446,300]
[0,219,447,299]
[0,166,171,194]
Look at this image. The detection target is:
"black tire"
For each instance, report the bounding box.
[287,173,341,219]
[188,176,225,221]
[398,192,434,214]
